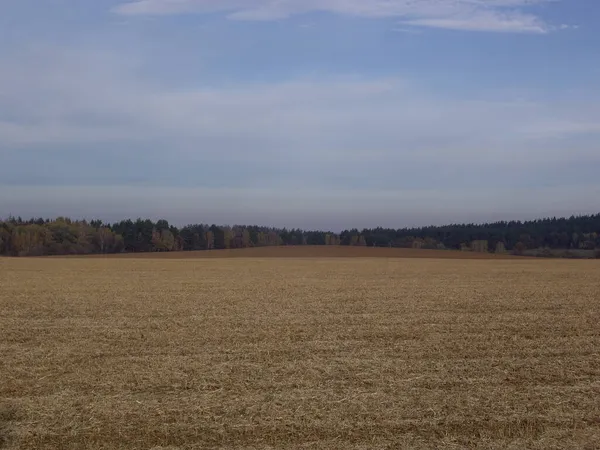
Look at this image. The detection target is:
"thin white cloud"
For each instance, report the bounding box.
[112,0,559,33]
[519,120,600,139]
[404,10,548,33]
[1,45,599,167]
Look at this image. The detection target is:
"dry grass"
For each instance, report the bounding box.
[1,251,599,449]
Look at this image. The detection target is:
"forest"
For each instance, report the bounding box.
[1,214,599,257]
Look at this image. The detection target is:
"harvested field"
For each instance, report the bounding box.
[1,255,599,449]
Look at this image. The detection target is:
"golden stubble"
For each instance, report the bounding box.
[1,252,599,449]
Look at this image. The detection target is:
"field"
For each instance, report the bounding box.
[1,247,599,449]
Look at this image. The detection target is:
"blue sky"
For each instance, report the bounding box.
[1,0,599,229]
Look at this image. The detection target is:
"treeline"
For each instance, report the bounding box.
[1,214,599,257]
[0,217,344,256]
[359,214,600,253]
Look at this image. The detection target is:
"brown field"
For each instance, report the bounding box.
[1,249,599,449]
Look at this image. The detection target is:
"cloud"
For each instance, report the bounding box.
[519,120,600,139]
[404,10,548,34]
[112,0,558,33]
[1,44,599,166]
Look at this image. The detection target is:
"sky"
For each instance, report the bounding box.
[1,0,599,230]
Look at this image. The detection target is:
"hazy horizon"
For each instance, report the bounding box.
[3,185,599,231]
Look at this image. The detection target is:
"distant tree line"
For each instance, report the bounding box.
[358,214,600,254]
[1,214,599,257]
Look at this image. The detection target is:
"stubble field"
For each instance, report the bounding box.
[1,248,599,449]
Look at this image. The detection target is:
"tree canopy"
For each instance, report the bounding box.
[1,213,599,257]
